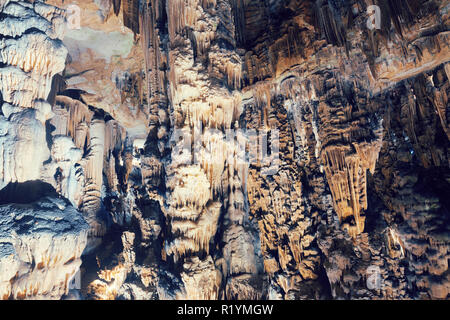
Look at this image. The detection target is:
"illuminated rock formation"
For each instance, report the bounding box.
[1,0,449,300]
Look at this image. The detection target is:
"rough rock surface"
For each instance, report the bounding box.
[0,0,449,300]
[0,189,88,299]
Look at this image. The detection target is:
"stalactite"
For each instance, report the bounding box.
[52,96,93,149]
[112,0,121,16]
[375,0,424,37]
[167,0,199,41]
[163,0,245,268]
[122,0,140,34]
[313,0,347,48]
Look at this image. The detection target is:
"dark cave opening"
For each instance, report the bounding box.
[0,181,59,205]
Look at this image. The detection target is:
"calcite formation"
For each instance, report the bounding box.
[0,0,449,300]
[0,192,89,299]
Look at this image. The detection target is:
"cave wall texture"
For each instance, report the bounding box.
[0,0,449,300]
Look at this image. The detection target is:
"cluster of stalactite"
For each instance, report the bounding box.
[1,0,448,300]
[77,0,449,300]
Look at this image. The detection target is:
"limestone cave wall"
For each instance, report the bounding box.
[0,0,448,300]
